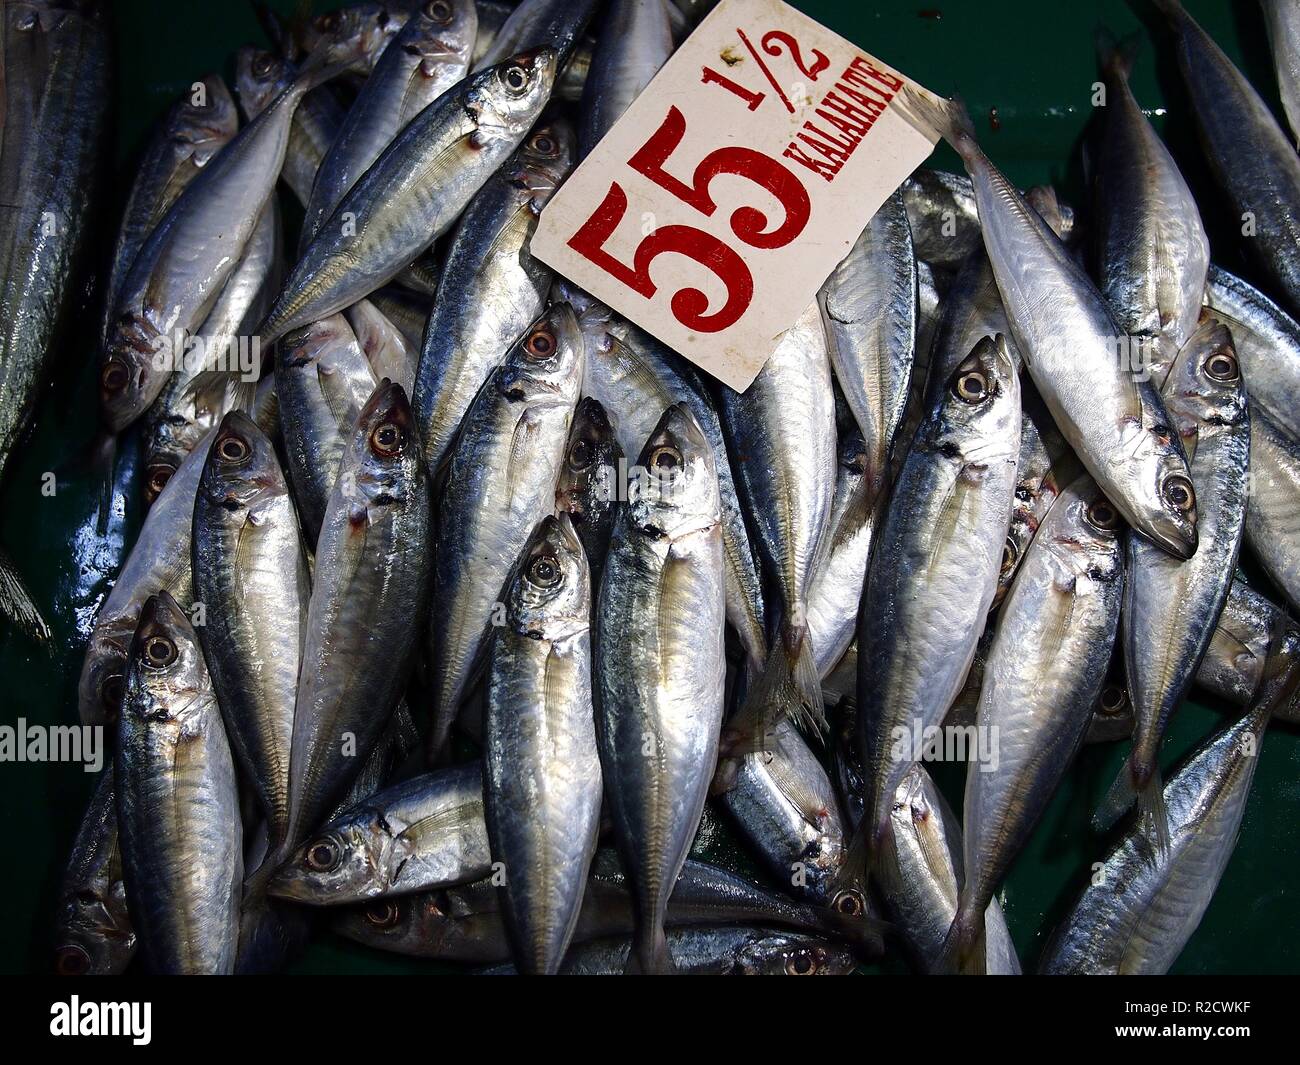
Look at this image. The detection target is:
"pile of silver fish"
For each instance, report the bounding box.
[15,0,1299,975]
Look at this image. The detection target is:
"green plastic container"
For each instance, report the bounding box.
[1,0,1295,975]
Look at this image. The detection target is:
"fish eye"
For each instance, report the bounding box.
[363,900,402,928]
[999,536,1018,576]
[370,421,404,457]
[569,438,593,471]
[101,358,129,395]
[1162,475,1196,514]
[424,0,453,23]
[1085,498,1120,532]
[251,52,276,78]
[785,949,819,975]
[503,64,530,94]
[305,837,342,872]
[831,889,865,917]
[524,327,556,360]
[317,12,342,33]
[1099,684,1128,716]
[649,446,681,474]
[529,129,558,157]
[143,635,178,669]
[1203,349,1239,383]
[145,465,175,503]
[216,433,252,465]
[100,673,125,716]
[54,945,91,976]
[528,553,561,588]
[951,359,988,404]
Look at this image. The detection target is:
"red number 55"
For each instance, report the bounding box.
[567,183,753,333]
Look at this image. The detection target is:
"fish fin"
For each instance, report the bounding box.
[895,86,979,163]
[181,369,258,416]
[89,429,117,536]
[831,816,874,897]
[935,898,987,976]
[1092,760,1138,834]
[0,546,50,644]
[625,926,676,975]
[1135,766,1171,857]
[724,621,826,754]
[1096,28,1141,81]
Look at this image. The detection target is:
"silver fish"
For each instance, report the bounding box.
[235,47,346,207]
[53,770,136,976]
[1156,0,1300,322]
[346,298,418,394]
[1042,641,1299,974]
[857,334,1020,862]
[555,397,622,596]
[78,431,216,727]
[718,301,836,732]
[1107,320,1250,839]
[877,764,1021,975]
[429,303,582,756]
[300,0,478,248]
[260,50,558,344]
[1244,406,1300,611]
[413,120,574,474]
[1263,0,1300,146]
[578,0,674,158]
[902,169,982,271]
[193,411,308,854]
[115,592,242,974]
[1204,264,1300,442]
[1199,579,1290,710]
[284,382,431,850]
[903,90,1197,559]
[569,288,768,683]
[102,74,239,344]
[1093,38,1208,385]
[269,764,489,905]
[485,513,602,974]
[473,0,598,70]
[948,475,1123,972]
[274,314,377,543]
[595,404,727,973]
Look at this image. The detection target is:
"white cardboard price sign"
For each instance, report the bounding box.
[531,0,940,392]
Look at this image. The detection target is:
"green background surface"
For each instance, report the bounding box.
[2,0,1296,975]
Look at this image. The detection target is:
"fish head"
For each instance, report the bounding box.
[1163,318,1249,449]
[350,380,423,509]
[1125,403,1198,560]
[496,302,584,404]
[267,816,394,903]
[629,403,720,540]
[199,410,285,517]
[99,320,168,433]
[331,894,424,949]
[509,513,591,637]
[235,47,293,119]
[78,621,134,728]
[1045,475,1124,588]
[730,931,858,976]
[299,3,405,74]
[473,47,559,136]
[404,0,478,68]
[122,592,209,725]
[935,334,1021,458]
[53,877,135,976]
[557,396,619,521]
[167,74,238,163]
[512,118,576,203]
[280,313,359,373]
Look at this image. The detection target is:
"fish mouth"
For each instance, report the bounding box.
[1135,513,1197,560]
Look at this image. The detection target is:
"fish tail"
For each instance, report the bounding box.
[1092,757,1140,834]
[624,924,676,975]
[896,85,978,163]
[0,545,51,644]
[936,896,987,976]
[88,428,117,536]
[181,369,258,417]
[723,618,827,756]
[1135,765,1171,856]
[1096,28,1141,81]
